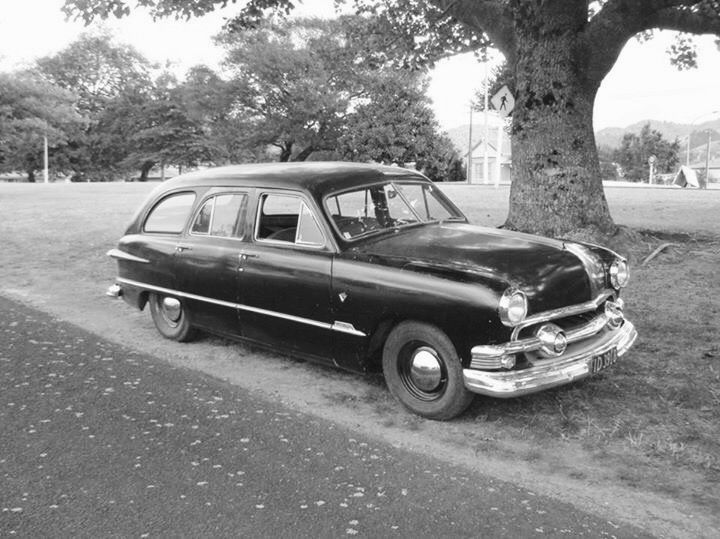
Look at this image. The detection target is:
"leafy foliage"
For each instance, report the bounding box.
[614,123,680,181]
[0,72,83,181]
[219,16,461,168]
[37,31,153,114]
[338,72,463,180]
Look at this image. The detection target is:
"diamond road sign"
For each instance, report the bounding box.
[491,85,515,117]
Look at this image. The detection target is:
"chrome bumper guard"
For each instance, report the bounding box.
[463,321,637,398]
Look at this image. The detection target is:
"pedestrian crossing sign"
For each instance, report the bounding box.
[491,85,515,117]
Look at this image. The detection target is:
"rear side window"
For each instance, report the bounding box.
[190,193,247,238]
[144,192,196,234]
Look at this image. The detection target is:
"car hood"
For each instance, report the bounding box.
[344,223,602,314]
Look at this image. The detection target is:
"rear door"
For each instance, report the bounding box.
[173,190,249,335]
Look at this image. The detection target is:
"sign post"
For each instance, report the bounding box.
[490,86,515,188]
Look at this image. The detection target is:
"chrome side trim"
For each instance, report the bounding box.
[464,321,637,398]
[511,291,613,340]
[107,249,150,264]
[331,321,367,337]
[115,278,367,337]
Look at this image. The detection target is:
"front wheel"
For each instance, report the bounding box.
[148,293,196,342]
[382,322,474,420]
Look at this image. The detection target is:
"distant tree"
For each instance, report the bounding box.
[338,73,463,180]
[37,31,153,115]
[35,32,156,180]
[217,17,365,162]
[219,16,458,167]
[0,72,83,181]
[614,123,680,182]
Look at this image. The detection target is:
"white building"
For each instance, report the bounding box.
[448,111,512,184]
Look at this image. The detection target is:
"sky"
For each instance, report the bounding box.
[1,0,719,131]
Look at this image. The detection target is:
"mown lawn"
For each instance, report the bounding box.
[1,181,718,509]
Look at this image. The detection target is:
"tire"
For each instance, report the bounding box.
[382,321,474,420]
[148,292,196,342]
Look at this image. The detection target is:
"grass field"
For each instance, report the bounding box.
[1,181,719,525]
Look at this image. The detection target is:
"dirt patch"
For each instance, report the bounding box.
[1,182,719,538]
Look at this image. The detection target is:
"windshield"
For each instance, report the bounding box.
[325,181,465,241]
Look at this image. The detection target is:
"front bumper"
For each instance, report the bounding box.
[463,320,637,398]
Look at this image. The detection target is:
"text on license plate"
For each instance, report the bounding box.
[589,348,618,374]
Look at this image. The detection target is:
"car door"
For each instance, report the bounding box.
[173,190,249,336]
[237,190,334,362]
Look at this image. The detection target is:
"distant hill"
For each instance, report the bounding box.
[595,118,720,150]
[445,118,720,163]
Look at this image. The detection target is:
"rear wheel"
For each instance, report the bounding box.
[148,293,196,342]
[382,322,473,420]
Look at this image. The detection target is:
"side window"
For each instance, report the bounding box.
[211,194,245,237]
[190,193,246,238]
[297,203,324,245]
[256,194,324,247]
[191,199,213,235]
[144,192,196,234]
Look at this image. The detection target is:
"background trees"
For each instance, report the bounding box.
[1,15,463,181]
[218,16,459,170]
[0,73,83,181]
[62,0,720,238]
[614,123,680,182]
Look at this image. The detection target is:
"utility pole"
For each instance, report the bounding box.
[467,105,473,183]
[483,62,489,185]
[705,130,712,189]
[43,135,49,183]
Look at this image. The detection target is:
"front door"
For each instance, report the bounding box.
[238,191,334,362]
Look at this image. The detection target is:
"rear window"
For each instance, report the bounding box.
[144,192,196,234]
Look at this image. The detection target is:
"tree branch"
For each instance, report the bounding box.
[645,6,720,34]
[582,0,719,88]
[428,0,516,60]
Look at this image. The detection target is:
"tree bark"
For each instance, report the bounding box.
[138,160,154,182]
[292,145,315,162]
[279,143,292,162]
[504,2,616,237]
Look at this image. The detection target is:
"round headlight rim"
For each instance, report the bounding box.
[610,259,630,289]
[499,288,528,327]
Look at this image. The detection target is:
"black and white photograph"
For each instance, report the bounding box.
[1,1,719,537]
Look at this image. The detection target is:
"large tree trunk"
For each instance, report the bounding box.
[504,3,616,238]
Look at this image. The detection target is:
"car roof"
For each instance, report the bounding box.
[157,162,428,198]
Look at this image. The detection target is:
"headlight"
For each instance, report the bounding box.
[610,259,630,289]
[499,288,528,327]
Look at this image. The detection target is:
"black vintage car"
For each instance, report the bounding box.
[107,162,637,420]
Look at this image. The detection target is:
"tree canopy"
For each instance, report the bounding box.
[218,16,460,169]
[0,72,83,181]
[614,123,680,181]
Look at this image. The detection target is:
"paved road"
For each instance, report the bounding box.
[0,296,651,538]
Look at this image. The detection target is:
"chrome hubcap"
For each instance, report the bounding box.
[161,297,182,325]
[409,347,442,392]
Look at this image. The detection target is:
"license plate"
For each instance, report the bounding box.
[589,348,618,374]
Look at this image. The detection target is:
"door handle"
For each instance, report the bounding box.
[176,244,192,252]
[239,252,259,261]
